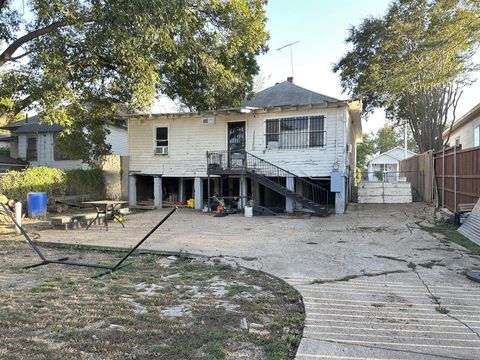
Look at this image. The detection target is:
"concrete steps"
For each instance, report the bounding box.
[358,182,412,204]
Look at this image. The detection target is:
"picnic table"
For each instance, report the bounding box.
[83,200,128,231]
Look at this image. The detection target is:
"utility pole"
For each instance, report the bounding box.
[404,121,408,158]
[276,41,300,78]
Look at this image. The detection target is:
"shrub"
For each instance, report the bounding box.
[0,167,105,201]
[65,168,105,198]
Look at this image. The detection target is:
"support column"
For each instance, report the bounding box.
[194,177,203,210]
[213,178,221,196]
[285,177,295,213]
[253,180,260,206]
[178,178,185,202]
[239,176,248,208]
[154,176,163,208]
[128,175,137,206]
[335,175,346,214]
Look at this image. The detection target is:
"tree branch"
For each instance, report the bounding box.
[0,16,94,67]
[0,0,8,13]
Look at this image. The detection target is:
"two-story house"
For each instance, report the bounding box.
[0,115,128,170]
[126,79,362,214]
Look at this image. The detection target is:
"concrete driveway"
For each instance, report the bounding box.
[35,203,480,359]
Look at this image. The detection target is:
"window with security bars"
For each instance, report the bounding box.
[265,115,325,149]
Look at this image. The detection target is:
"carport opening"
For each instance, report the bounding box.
[136,175,154,204]
[162,177,180,202]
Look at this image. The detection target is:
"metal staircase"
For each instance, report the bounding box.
[207,150,330,216]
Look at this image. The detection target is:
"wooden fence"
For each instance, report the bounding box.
[399,150,434,202]
[434,146,480,212]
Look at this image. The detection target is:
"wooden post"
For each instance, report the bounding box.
[454,145,457,213]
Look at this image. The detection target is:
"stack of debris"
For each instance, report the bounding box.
[0,194,16,222]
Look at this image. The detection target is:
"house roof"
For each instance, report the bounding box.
[243,81,342,108]
[443,101,480,138]
[367,146,416,164]
[0,115,64,133]
[0,114,127,133]
[0,155,28,166]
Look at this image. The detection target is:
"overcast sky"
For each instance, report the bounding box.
[254,0,480,134]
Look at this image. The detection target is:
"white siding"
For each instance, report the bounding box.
[128,106,350,177]
[105,125,128,156]
[447,115,480,149]
[26,132,87,170]
[17,135,27,160]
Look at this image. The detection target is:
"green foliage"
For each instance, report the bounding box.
[357,132,376,169]
[374,170,385,181]
[0,1,269,160]
[355,167,362,185]
[334,0,480,152]
[65,168,105,198]
[376,125,400,154]
[0,166,66,200]
[0,166,104,201]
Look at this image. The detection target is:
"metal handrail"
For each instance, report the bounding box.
[207,150,329,209]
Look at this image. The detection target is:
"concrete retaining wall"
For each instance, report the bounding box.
[358,182,412,204]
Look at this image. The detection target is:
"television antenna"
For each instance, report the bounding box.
[276,41,300,78]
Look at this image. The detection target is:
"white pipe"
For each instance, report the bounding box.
[15,202,22,235]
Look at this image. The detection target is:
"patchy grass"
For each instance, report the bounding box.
[0,240,304,360]
[418,218,480,255]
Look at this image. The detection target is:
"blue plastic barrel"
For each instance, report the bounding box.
[27,192,47,218]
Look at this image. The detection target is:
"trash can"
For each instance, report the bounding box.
[27,192,47,218]
[244,205,253,218]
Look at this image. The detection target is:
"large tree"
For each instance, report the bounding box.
[333,0,480,152]
[0,0,268,161]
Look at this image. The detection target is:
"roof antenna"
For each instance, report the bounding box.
[276,41,300,79]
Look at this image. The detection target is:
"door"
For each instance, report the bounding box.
[227,122,246,168]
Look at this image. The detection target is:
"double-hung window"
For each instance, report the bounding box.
[265,115,325,149]
[155,127,168,155]
[474,126,480,147]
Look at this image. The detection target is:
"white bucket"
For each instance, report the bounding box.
[244,206,253,218]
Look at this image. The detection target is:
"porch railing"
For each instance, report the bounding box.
[207,150,330,209]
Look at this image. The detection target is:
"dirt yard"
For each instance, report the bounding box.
[0,240,304,360]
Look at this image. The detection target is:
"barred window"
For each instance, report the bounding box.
[265,115,325,149]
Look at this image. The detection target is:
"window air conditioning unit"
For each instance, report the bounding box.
[202,117,216,125]
[155,146,168,155]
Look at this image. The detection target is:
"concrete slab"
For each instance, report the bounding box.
[31,203,480,359]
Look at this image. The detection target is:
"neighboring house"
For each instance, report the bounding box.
[0,154,28,173]
[443,101,480,149]
[126,78,362,214]
[367,147,416,181]
[0,115,128,170]
[0,134,10,150]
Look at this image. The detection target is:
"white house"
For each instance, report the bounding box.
[125,79,362,214]
[0,115,128,170]
[367,147,416,181]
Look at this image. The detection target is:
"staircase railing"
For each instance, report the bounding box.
[207,150,330,210]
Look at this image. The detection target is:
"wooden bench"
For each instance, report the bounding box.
[50,213,105,230]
